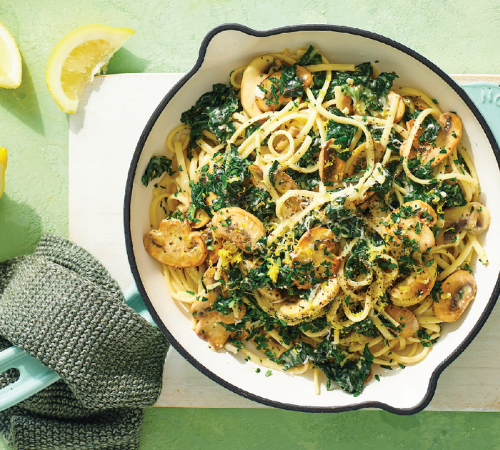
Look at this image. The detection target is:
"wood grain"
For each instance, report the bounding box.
[69,73,500,411]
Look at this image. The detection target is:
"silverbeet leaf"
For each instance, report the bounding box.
[297,45,323,66]
[412,108,442,144]
[181,84,239,149]
[141,156,175,187]
[273,341,374,396]
[280,64,305,97]
[325,108,357,161]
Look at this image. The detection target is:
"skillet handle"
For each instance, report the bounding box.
[0,346,61,411]
[0,284,155,411]
[124,284,157,327]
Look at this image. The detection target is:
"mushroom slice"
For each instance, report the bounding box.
[193,313,231,350]
[433,270,477,322]
[373,140,387,163]
[212,207,266,253]
[295,65,313,89]
[396,200,437,227]
[143,219,206,268]
[385,305,419,338]
[248,164,298,194]
[257,164,305,217]
[402,112,462,167]
[204,192,218,208]
[292,227,341,289]
[255,70,293,113]
[386,219,435,253]
[385,200,437,253]
[191,268,245,350]
[239,260,284,303]
[274,169,298,194]
[338,94,354,115]
[254,65,313,112]
[281,196,309,219]
[412,97,432,111]
[241,54,283,118]
[217,303,247,324]
[390,260,438,307]
[359,196,389,222]
[181,202,210,229]
[191,208,210,229]
[436,202,491,245]
[199,267,230,305]
[319,138,346,185]
[279,277,339,320]
[388,90,405,123]
[248,164,265,187]
[345,142,366,177]
[203,226,222,265]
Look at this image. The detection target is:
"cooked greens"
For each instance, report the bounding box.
[145,44,485,400]
[141,156,175,186]
[181,83,239,149]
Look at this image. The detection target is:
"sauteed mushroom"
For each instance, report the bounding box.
[433,270,477,322]
[319,138,345,185]
[255,70,293,113]
[255,65,313,113]
[211,207,266,253]
[401,200,437,226]
[385,305,419,338]
[344,141,385,177]
[143,219,206,268]
[181,203,211,229]
[249,164,298,194]
[249,164,306,217]
[241,54,282,118]
[240,260,284,303]
[391,260,438,307]
[190,208,210,229]
[191,268,246,349]
[402,112,462,167]
[437,202,491,245]
[292,227,341,289]
[279,277,340,320]
[248,164,265,188]
[388,90,405,122]
[274,170,298,194]
[203,226,222,265]
[205,192,218,207]
[385,201,437,253]
[337,94,354,115]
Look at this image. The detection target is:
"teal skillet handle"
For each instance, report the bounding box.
[459,82,500,145]
[0,285,156,411]
[124,284,158,328]
[0,346,61,411]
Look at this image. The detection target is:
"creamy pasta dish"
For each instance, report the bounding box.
[141,46,490,396]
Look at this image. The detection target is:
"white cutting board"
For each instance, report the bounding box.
[69,73,500,410]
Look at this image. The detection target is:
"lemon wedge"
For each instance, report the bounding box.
[46,24,135,114]
[0,22,22,89]
[0,147,7,200]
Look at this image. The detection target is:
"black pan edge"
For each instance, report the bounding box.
[124,23,500,415]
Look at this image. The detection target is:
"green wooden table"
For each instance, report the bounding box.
[1,0,500,448]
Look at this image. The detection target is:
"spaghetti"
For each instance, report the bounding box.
[142,46,490,396]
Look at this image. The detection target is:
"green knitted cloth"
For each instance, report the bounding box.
[0,235,169,449]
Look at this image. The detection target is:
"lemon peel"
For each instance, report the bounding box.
[0,22,22,89]
[46,24,135,114]
[0,147,8,199]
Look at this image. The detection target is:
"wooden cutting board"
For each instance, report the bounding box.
[69,73,500,410]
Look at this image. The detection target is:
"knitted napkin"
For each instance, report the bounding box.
[0,235,169,449]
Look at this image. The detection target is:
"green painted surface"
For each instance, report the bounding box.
[140,408,500,449]
[0,0,499,448]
